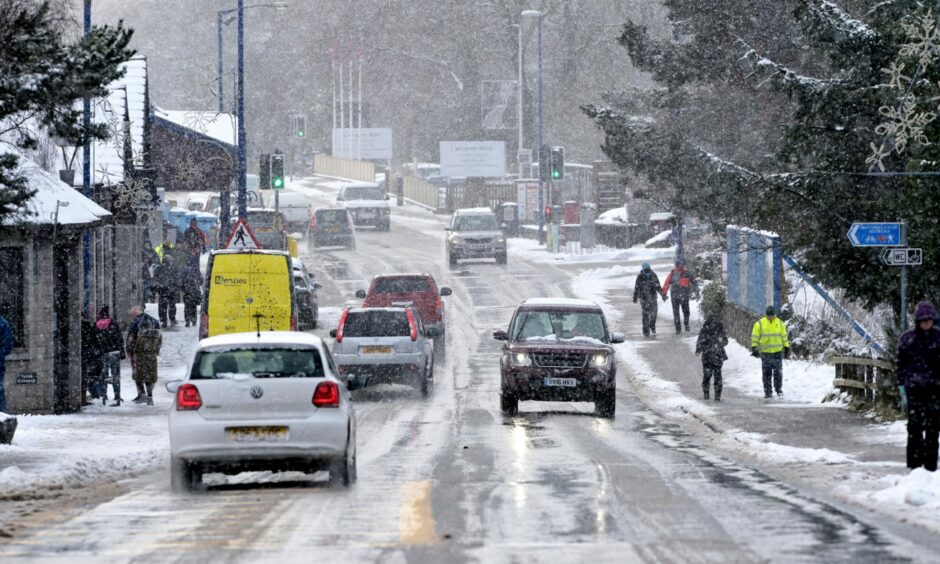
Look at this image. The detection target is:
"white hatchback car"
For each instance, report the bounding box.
[167,332,356,492]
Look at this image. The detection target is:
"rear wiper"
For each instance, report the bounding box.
[253,372,277,379]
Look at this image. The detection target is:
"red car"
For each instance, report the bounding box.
[355,273,452,335]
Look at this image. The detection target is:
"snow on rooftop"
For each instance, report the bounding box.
[198,331,325,350]
[521,298,600,308]
[153,107,237,145]
[2,153,110,227]
[455,207,494,214]
[649,212,674,221]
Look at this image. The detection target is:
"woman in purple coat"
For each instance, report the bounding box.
[897,301,940,471]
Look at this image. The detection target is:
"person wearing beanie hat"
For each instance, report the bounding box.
[897,300,940,471]
[661,258,700,334]
[751,305,790,398]
[94,305,126,406]
[633,262,663,337]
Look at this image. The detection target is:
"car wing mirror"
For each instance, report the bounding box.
[165,380,183,393]
[426,326,441,337]
[493,330,509,341]
[355,289,366,299]
[329,329,338,338]
[440,287,452,296]
[610,332,625,344]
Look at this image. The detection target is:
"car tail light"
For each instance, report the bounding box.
[336,308,349,343]
[176,384,202,411]
[313,381,340,407]
[435,297,444,319]
[199,313,208,339]
[406,308,418,341]
[308,214,317,229]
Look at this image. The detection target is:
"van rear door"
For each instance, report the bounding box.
[207,253,293,337]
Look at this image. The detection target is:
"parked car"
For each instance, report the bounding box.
[185,193,210,212]
[167,332,357,491]
[200,249,296,338]
[445,208,507,266]
[292,257,321,329]
[336,182,390,231]
[267,192,311,231]
[308,208,356,251]
[230,209,288,251]
[330,307,438,395]
[493,298,624,417]
[355,273,451,338]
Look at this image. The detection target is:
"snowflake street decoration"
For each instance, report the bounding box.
[869,9,940,172]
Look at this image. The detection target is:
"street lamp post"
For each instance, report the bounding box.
[82,0,92,314]
[236,0,247,218]
[522,10,544,245]
[512,23,524,178]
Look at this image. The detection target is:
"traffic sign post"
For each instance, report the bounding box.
[225,218,261,250]
[847,222,904,247]
[880,247,923,266]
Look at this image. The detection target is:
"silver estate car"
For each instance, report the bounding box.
[330,307,438,395]
[167,332,357,492]
[445,208,507,266]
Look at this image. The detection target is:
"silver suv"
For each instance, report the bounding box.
[329,307,437,395]
[445,208,507,267]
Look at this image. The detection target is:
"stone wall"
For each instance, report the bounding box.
[724,302,759,351]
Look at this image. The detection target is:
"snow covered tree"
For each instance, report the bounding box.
[0,0,134,222]
[586,0,940,315]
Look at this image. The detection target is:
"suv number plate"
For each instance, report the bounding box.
[543,377,577,387]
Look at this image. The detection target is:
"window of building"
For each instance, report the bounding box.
[0,246,25,347]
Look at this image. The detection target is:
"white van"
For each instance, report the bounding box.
[267,192,311,230]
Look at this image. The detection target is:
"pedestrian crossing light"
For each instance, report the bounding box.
[270,154,285,190]
[550,146,565,181]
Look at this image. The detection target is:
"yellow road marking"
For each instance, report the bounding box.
[398,480,437,545]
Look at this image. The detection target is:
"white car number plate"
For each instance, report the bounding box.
[226,426,288,442]
[358,210,376,218]
[543,377,577,387]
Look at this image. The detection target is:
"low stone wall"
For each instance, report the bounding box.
[723,302,758,350]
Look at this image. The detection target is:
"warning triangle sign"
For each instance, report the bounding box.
[225,218,262,250]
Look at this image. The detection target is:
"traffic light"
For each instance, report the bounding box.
[550,145,565,181]
[293,115,306,138]
[270,154,285,189]
[538,144,551,182]
[259,153,271,190]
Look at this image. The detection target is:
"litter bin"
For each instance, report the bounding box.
[167,207,189,233]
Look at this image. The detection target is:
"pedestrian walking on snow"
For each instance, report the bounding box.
[126,307,162,405]
[0,314,13,413]
[94,306,125,406]
[633,262,663,337]
[661,259,700,334]
[153,252,179,327]
[180,263,202,328]
[696,314,728,401]
[897,301,940,472]
[751,306,790,398]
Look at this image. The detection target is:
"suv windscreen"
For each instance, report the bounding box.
[317,209,348,225]
[455,214,498,232]
[192,348,324,379]
[372,277,430,294]
[511,311,608,342]
[344,310,410,337]
[343,186,384,200]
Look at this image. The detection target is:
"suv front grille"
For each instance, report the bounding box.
[464,238,492,245]
[533,353,586,369]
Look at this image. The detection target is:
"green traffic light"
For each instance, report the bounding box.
[552,170,561,179]
[273,178,284,188]
[297,131,305,137]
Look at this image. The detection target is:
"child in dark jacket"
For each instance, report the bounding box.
[696,314,728,401]
[94,306,126,406]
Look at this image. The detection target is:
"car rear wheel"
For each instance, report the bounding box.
[496,252,508,265]
[170,457,203,493]
[500,392,518,415]
[329,441,357,487]
[595,391,616,418]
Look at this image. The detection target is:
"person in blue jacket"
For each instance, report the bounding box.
[0,315,14,413]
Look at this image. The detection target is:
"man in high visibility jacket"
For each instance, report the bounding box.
[751,306,790,398]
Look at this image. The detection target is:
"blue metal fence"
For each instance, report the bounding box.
[726,226,782,316]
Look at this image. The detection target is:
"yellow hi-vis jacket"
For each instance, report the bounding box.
[751,316,790,354]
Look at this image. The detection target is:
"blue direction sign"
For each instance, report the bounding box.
[847,222,904,247]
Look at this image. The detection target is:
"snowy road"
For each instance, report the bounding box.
[2,179,938,562]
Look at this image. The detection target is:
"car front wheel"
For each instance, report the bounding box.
[595,391,616,418]
[500,392,518,415]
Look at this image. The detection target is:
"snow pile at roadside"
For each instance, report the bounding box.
[868,468,940,508]
[837,468,940,534]
[644,229,673,247]
[508,239,675,265]
[595,207,627,225]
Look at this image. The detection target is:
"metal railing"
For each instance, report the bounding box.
[313,154,375,183]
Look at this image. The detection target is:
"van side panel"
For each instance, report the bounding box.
[207,254,292,337]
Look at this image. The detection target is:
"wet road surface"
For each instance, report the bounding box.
[2,180,937,563]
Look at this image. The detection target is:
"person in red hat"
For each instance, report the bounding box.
[897,301,940,471]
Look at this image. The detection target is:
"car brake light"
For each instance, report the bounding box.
[313,381,340,407]
[309,215,317,229]
[406,308,418,341]
[199,313,208,339]
[290,315,298,331]
[177,384,202,411]
[436,297,444,314]
[336,308,349,343]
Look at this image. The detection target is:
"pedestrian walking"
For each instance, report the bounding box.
[0,314,14,413]
[696,314,728,401]
[661,259,700,333]
[181,263,202,328]
[141,241,159,304]
[633,262,663,337]
[750,306,790,398]
[94,306,125,406]
[153,252,179,327]
[897,301,940,472]
[179,218,207,258]
[126,306,162,405]
[81,310,101,404]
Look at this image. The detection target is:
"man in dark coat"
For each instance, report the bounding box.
[696,314,729,401]
[179,218,207,258]
[126,306,162,405]
[0,314,13,413]
[897,300,940,471]
[153,252,179,327]
[81,310,101,403]
[633,262,663,337]
[181,262,202,328]
[661,259,700,334]
[94,306,125,406]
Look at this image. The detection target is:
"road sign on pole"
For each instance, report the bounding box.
[847,222,904,247]
[225,218,261,250]
[880,247,923,266]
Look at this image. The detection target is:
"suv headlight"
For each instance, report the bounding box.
[590,354,610,367]
[510,352,533,367]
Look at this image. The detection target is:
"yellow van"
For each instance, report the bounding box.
[199,250,297,338]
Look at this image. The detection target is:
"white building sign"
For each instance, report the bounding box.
[331,128,393,160]
[440,141,507,178]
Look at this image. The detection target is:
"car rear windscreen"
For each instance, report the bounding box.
[343,311,410,337]
[192,348,324,379]
[317,210,348,224]
[344,186,383,200]
[372,278,429,294]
